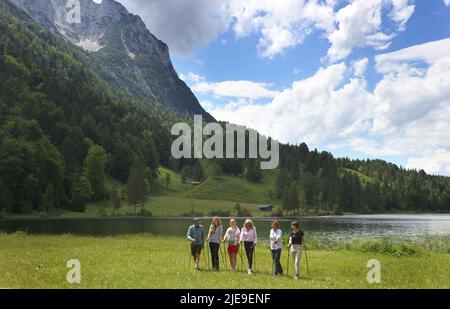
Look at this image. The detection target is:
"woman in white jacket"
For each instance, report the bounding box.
[269,220,283,275]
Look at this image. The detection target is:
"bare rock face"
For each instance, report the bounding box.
[9,0,214,121]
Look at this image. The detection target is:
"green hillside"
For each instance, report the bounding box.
[340,168,377,185]
[186,171,278,204]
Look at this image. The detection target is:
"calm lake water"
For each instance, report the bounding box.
[1,214,450,243]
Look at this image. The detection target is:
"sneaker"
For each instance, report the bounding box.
[295,274,300,280]
[247,269,252,275]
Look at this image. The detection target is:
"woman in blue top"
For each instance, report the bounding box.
[206,216,223,271]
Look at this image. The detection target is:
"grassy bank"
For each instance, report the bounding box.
[1,233,449,289]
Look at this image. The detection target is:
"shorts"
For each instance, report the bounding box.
[290,244,302,253]
[191,244,203,256]
[228,244,239,254]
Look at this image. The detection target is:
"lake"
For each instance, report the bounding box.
[1,214,450,243]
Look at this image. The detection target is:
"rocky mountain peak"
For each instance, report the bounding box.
[8,0,214,121]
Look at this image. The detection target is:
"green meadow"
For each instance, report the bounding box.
[1,233,449,289]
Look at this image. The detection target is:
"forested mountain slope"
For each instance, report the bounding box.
[0,0,173,213]
[0,0,449,216]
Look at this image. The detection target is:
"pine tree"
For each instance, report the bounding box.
[127,160,148,215]
[193,161,204,181]
[165,173,171,189]
[111,142,134,182]
[281,186,290,215]
[276,169,291,199]
[288,185,300,215]
[247,159,262,182]
[287,154,300,180]
[181,166,192,184]
[83,145,108,201]
[111,189,122,216]
[0,176,13,213]
[210,162,223,177]
[70,176,93,213]
[41,184,55,213]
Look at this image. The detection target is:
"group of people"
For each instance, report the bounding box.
[186,217,305,279]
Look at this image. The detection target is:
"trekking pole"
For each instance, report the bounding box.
[201,246,207,271]
[219,243,225,269]
[253,246,257,273]
[239,242,245,271]
[206,241,211,271]
[223,242,229,269]
[304,243,310,278]
[286,245,290,276]
[270,246,274,275]
[187,250,192,271]
[219,243,223,267]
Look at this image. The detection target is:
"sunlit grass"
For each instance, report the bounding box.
[1,233,448,289]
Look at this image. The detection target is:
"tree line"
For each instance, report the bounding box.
[0,3,449,216]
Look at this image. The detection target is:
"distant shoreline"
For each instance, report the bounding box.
[2,212,450,221]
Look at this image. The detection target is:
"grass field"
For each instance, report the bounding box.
[1,233,449,289]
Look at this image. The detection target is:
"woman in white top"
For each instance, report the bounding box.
[241,219,257,274]
[223,219,240,271]
[269,220,283,275]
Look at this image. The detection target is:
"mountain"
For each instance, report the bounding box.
[0,0,449,216]
[0,0,178,213]
[9,0,214,121]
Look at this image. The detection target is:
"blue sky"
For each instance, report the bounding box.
[117,0,450,175]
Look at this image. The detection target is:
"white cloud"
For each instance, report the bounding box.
[117,0,230,56]
[406,149,450,176]
[179,72,205,83]
[353,58,369,77]
[375,37,450,73]
[200,100,214,112]
[390,0,415,31]
[444,0,450,7]
[327,0,415,62]
[209,62,371,146]
[228,0,336,59]
[116,0,415,59]
[192,79,280,100]
[372,54,450,127]
[202,38,450,175]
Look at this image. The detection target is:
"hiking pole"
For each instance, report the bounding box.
[286,246,290,276]
[206,241,211,271]
[201,246,207,270]
[270,246,274,276]
[253,246,257,273]
[239,244,245,271]
[223,242,229,269]
[304,244,310,278]
[188,250,192,271]
[219,243,223,268]
[219,243,225,269]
